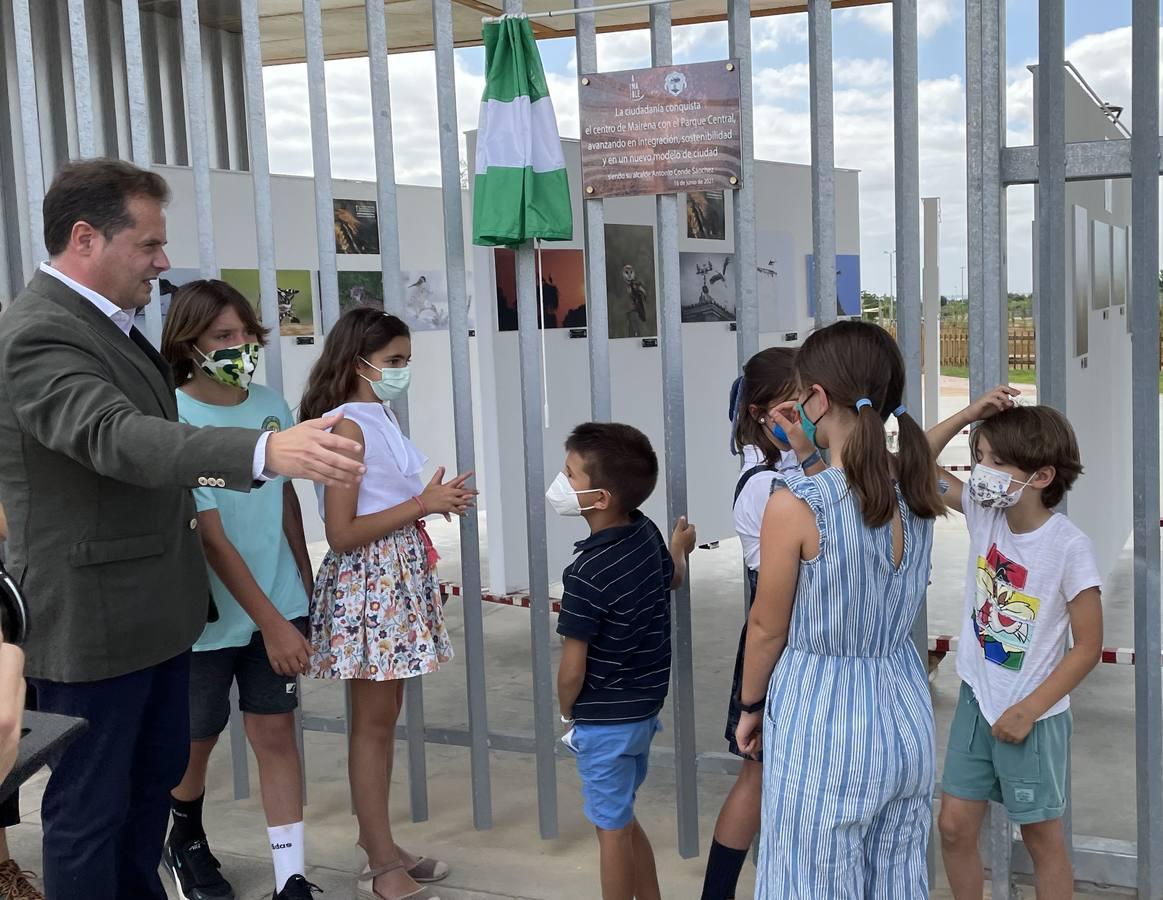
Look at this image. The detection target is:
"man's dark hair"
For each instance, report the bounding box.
[43,159,170,256]
[565,422,658,514]
[971,405,1083,509]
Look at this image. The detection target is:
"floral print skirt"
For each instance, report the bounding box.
[308,525,453,681]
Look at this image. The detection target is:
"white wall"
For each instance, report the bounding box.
[1032,67,1133,579]
[470,135,861,593]
[155,165,485,543]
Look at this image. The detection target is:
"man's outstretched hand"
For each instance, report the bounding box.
[265,414,366,487]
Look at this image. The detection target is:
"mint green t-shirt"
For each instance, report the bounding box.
[177,383,309,651]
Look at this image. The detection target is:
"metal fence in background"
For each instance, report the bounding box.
[2,0,1162,895]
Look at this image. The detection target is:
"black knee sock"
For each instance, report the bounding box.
[169,792,206,846]
[700,838,750,900]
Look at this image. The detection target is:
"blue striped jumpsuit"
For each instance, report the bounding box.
[757,468,935,899]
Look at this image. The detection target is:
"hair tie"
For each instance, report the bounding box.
[855,398,873,412]
[894,404,907,417]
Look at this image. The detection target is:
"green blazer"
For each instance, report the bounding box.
[0,270,262,683]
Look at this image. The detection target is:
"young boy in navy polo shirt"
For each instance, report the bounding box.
[549,422,696,900]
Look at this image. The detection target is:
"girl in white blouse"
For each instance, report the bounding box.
[300,309,476,900]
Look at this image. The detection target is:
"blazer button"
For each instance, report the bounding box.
[197,476,209,486]
[189,518,198,530]
[215,478,226,488]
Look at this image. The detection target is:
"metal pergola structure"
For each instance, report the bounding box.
[2,0,1161,894]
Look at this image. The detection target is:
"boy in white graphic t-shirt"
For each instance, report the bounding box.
[929,388,1103,899]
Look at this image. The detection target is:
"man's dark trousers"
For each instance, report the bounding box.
[33,652,191,900]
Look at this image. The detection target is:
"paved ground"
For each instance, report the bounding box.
[0,378,1138,897]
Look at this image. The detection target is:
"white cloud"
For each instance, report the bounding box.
[847,0,955,40]
[753,14,808,53]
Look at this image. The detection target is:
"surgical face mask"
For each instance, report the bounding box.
[545,471,604,517]
[359,357,411,402]
[968,463,1036,509]
[197,342,260,390]
[770,421,790,445]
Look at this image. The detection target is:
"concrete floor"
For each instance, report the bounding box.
[0,379,1139,898]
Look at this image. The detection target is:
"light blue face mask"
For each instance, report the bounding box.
[770,421,790,445]
[359,357,411,402]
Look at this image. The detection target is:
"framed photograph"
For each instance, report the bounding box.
[494,249,586,331]
[220,268,315,337]
[686,191,726,241]
[333,199,380,255]
[1092,220,1111,311]
[604,224,657,339]
[679,253,734,322]
[1072,206,1090,357]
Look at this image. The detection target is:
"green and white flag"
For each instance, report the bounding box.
[472,17,573,247]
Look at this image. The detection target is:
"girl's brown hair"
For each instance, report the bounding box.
[795,321,943,527]
[731,348,797,463]
[160,279,270,384]
[299,307,410,421]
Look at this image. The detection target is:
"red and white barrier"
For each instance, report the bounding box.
[928,634,1148,666]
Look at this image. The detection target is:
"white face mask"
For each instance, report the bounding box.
[545,471,604,517]
[968,463,1035,509]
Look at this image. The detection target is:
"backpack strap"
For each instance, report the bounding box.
[733,463,775,508]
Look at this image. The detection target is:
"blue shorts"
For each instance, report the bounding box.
[573,716,662,831]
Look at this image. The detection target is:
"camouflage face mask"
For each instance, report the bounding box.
[196,342,261,390]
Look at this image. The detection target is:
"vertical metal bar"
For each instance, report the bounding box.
[120,0,162,342]
[365,0,428,822]
[1036,3,1066,414]
[433,0,493,831]
[179,0,217,276]
[12,0,45,267]
[66,0,95,158]
[240,0,283,395]
[966,0,1007,399]
[502,0,559,837]
[515,239,559,840]
[807,0,836,326]
[988,807,1012,900]
[575,0,612,422]
[1131,0,1163,893]
[228,686,251,800]
[922,198,940,430]
[728,0,757,365]
[650,3,698,859]
[303,0,340,333]
[293,683,307,803]
[893,5,933,880]
[968,3,1012,890]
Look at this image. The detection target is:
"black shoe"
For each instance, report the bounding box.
[273,874,323,899]
[163,833,235,900]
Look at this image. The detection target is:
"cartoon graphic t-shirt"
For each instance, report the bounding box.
[956,483,1102,725]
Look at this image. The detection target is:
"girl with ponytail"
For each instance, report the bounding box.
[702,349,825,900]
[734,321,942,898]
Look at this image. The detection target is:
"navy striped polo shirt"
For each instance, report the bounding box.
[556,511,675,724]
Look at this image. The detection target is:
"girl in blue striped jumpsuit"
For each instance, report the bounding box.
[734,321,943,898]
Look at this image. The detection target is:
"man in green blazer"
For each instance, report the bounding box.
[0,160,365,900]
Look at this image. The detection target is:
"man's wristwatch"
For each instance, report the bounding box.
[735,691,765,714]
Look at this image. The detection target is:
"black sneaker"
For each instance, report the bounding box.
[273,875,323,899]
[163,833,235,900]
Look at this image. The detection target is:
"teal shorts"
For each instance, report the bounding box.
[941,682,1072,825]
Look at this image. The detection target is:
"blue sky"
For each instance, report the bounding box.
[265,1,1145,295]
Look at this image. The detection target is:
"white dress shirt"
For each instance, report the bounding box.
[38,262,271,480]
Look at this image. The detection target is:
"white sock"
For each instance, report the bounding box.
[268,821,305,892]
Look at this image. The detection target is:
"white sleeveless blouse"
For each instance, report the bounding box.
[315,401,427,520]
